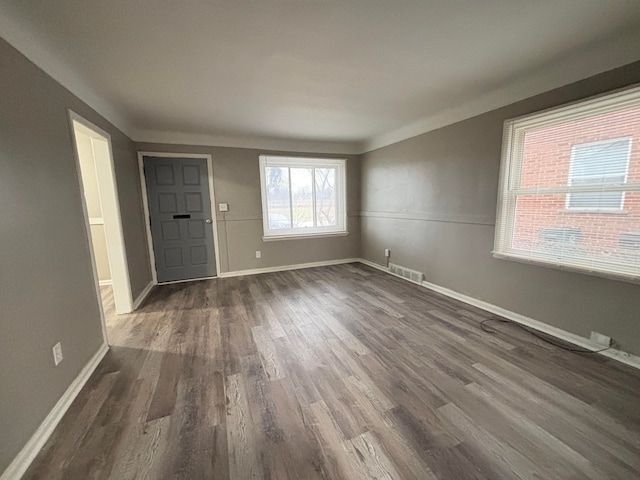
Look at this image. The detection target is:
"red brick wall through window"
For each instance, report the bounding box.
[512,106,640,262]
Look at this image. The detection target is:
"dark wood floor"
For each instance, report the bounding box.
[24,263,640,479]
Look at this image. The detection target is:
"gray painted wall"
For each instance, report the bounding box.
[360,61,640,357]
[136,143,361,273]
[0,38,151,473]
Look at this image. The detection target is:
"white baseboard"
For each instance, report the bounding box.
[1,343,109,480]
[98,279,112,286]
[357,258,389,272]
[132,281,154,311]
[356,259,640,370]
[218,258,360,278]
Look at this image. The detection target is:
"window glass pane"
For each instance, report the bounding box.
[290,168,313,228]
[520,129,572,189]
[315,168,337,226]
[570,175,626,187]
[567,192,624,210]
[266,166,291,230]
[567,139,630,210]
[567,175,625,209]
[513,194,570,253]
[496,89,640,280]
[519,116,633,190]
[260,156,346,238]
[512,193,640,270]
[571,139,630,177]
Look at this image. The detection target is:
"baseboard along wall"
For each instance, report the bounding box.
[358,258,640,370]
[218,258,361,278]
[132,281,154,311]
[1,344,109,480]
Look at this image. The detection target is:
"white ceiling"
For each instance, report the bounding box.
[2,0,640,153]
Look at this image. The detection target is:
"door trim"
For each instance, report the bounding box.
[69,111,134,322]
[138,152,221,284]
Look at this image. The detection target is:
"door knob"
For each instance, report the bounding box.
[205,219,212,224]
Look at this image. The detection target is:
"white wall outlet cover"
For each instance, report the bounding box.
[590,331,612,347]
[218,203,229,212]
[255,250,261,258]
[384,249,391,257]
[53,342,63,366]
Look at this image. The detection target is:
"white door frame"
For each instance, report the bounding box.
[68,111,134,325]
[138,152,221,285]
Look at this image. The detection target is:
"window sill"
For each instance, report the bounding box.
[262,231,349,242]
[492,251,640,284]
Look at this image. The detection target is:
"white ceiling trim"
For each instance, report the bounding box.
[362,28,640,153]
[133,129,362,154]
[0,8,137,139]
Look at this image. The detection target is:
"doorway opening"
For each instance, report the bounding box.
[69,112,133,339]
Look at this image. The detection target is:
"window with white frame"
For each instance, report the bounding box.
[494,85,640,282]
[259,155,347,239]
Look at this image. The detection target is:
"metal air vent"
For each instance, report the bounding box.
[388,263,424,284]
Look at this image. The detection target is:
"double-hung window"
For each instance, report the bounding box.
[494,85,640,282]
[259,155,347,239]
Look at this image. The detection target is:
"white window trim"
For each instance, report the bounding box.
[259,155,348,240]
[494,84,640,283]
[565,137,632,211]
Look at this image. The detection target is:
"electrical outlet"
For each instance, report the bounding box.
[590,331,612,347]
[255,250,261,259]
[384,248,391,258]
[218,203,229,212]
[53,342,63,366]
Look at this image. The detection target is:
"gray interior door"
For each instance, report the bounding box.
[143,156,217,282]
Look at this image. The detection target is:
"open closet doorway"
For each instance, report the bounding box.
[69,112,133,338]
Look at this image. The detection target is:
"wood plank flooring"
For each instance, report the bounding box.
[23,263,640,479]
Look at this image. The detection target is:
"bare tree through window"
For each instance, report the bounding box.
[260,156,346,237]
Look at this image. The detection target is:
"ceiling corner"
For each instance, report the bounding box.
[0,7,137,140]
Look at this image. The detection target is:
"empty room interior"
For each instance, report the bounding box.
[3,1,640,479]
